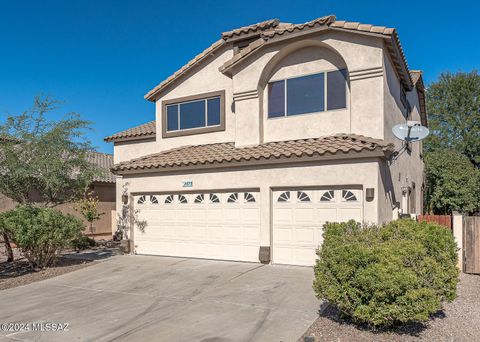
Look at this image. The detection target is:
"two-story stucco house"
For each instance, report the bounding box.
[106,15,427,266]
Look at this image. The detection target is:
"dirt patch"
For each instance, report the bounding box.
[0,256,93,291]
[300,274,480,341]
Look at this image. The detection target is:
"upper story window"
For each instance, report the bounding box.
[268,69,347,118]
[162,90,225,138]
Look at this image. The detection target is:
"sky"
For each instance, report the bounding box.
[0,0,478,154]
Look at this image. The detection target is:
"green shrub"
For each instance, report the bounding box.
[313,219,459,327]
[0,206,84,269]
[70,235,96,250]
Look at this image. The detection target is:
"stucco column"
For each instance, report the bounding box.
[259,185,271,248]
[233,90,261,147]
[452,212,464,271]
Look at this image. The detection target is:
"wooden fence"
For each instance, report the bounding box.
[417,215,452,229]
[464,216,480,274]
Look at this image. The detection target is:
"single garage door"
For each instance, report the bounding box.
[273,188,363,266]
[133,191,261,262]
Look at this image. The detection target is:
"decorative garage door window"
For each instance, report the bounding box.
[194,194,205,203]
[320,190,334,202]
[178,195,188,204]
[165,195,174,204]
[297,191,311,202]
[209,193,220,203]
[150,195,159,204]
[342,190,357,202]
[227,192,238,203]
[277,191,290,202]
[244,192,256,203]
[137,195,147,204]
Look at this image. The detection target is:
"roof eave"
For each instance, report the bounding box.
[104,134,156,143]
[111,148,391,176]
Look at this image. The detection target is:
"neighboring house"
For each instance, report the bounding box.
[105,15,427,266]
[0,152,116,240]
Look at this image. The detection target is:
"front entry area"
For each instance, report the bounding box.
[273,188,364,266]
[133,191,261,262]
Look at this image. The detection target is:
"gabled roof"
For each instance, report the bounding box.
[112,134,393,174]
[144,39,225,101]
[410,70,427,127]
[104,121,156,142]
[144,15,415,101]
[222,19,280,40]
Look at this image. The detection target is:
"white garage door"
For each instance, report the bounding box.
[273,189,363,266]
[133,191,261,262]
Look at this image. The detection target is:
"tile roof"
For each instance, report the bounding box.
[222,19,280,40]
[144,15,415,101]
[144,39,225,101]
[87,152,116,183]
[112,134,393,173]
[104,121,156,142]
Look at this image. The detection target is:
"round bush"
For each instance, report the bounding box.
[0,205,84,269]
[313,219,459,327]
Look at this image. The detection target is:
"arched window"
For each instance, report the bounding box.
[227,193,238,203]
[150,195,159,204]
[194,194,204,203]
[277,191,290,202]
[244,192,256,203]
[297,191,311,202]
[178,195,188,204]
[209,193,220,203]
[320,190,334,202]
[164,195,174,204]
[137,195,146,204]
[342,190,357,202]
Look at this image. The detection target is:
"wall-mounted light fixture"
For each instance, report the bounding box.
[366,188,375,202]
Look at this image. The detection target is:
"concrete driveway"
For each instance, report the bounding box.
[0,255,320,342]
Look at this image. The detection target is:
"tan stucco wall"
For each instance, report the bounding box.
[118,158,381,246]
[114,139,157,164]
[380,50,424,222]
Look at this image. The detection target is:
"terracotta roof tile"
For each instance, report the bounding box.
[222,19,280,40]
[87,152,116,183]
[112,134,393,173]
[145,15,415,101]
[104,121,156,142]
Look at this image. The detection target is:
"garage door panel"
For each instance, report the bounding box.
[273,227,292,243]
[294,208,316,223]
[295,227,315,243]
[273,188,363,266]
[242,208,261,224]
[338,208,363,222]
[134,191,260,262]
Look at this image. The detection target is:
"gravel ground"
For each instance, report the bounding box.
[300,274,480,342]
[0,244,97,291]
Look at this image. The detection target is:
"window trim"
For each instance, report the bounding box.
[267,69,348,119]
[162,90,226,138]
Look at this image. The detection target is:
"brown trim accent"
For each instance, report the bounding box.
[161,90,226,138]
[130,187,260,196]
[112,136,156,144]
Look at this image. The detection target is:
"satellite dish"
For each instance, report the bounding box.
[392,121,429,142]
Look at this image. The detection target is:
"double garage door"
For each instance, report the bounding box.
[134,188,363,266]
[133,191,261,262]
